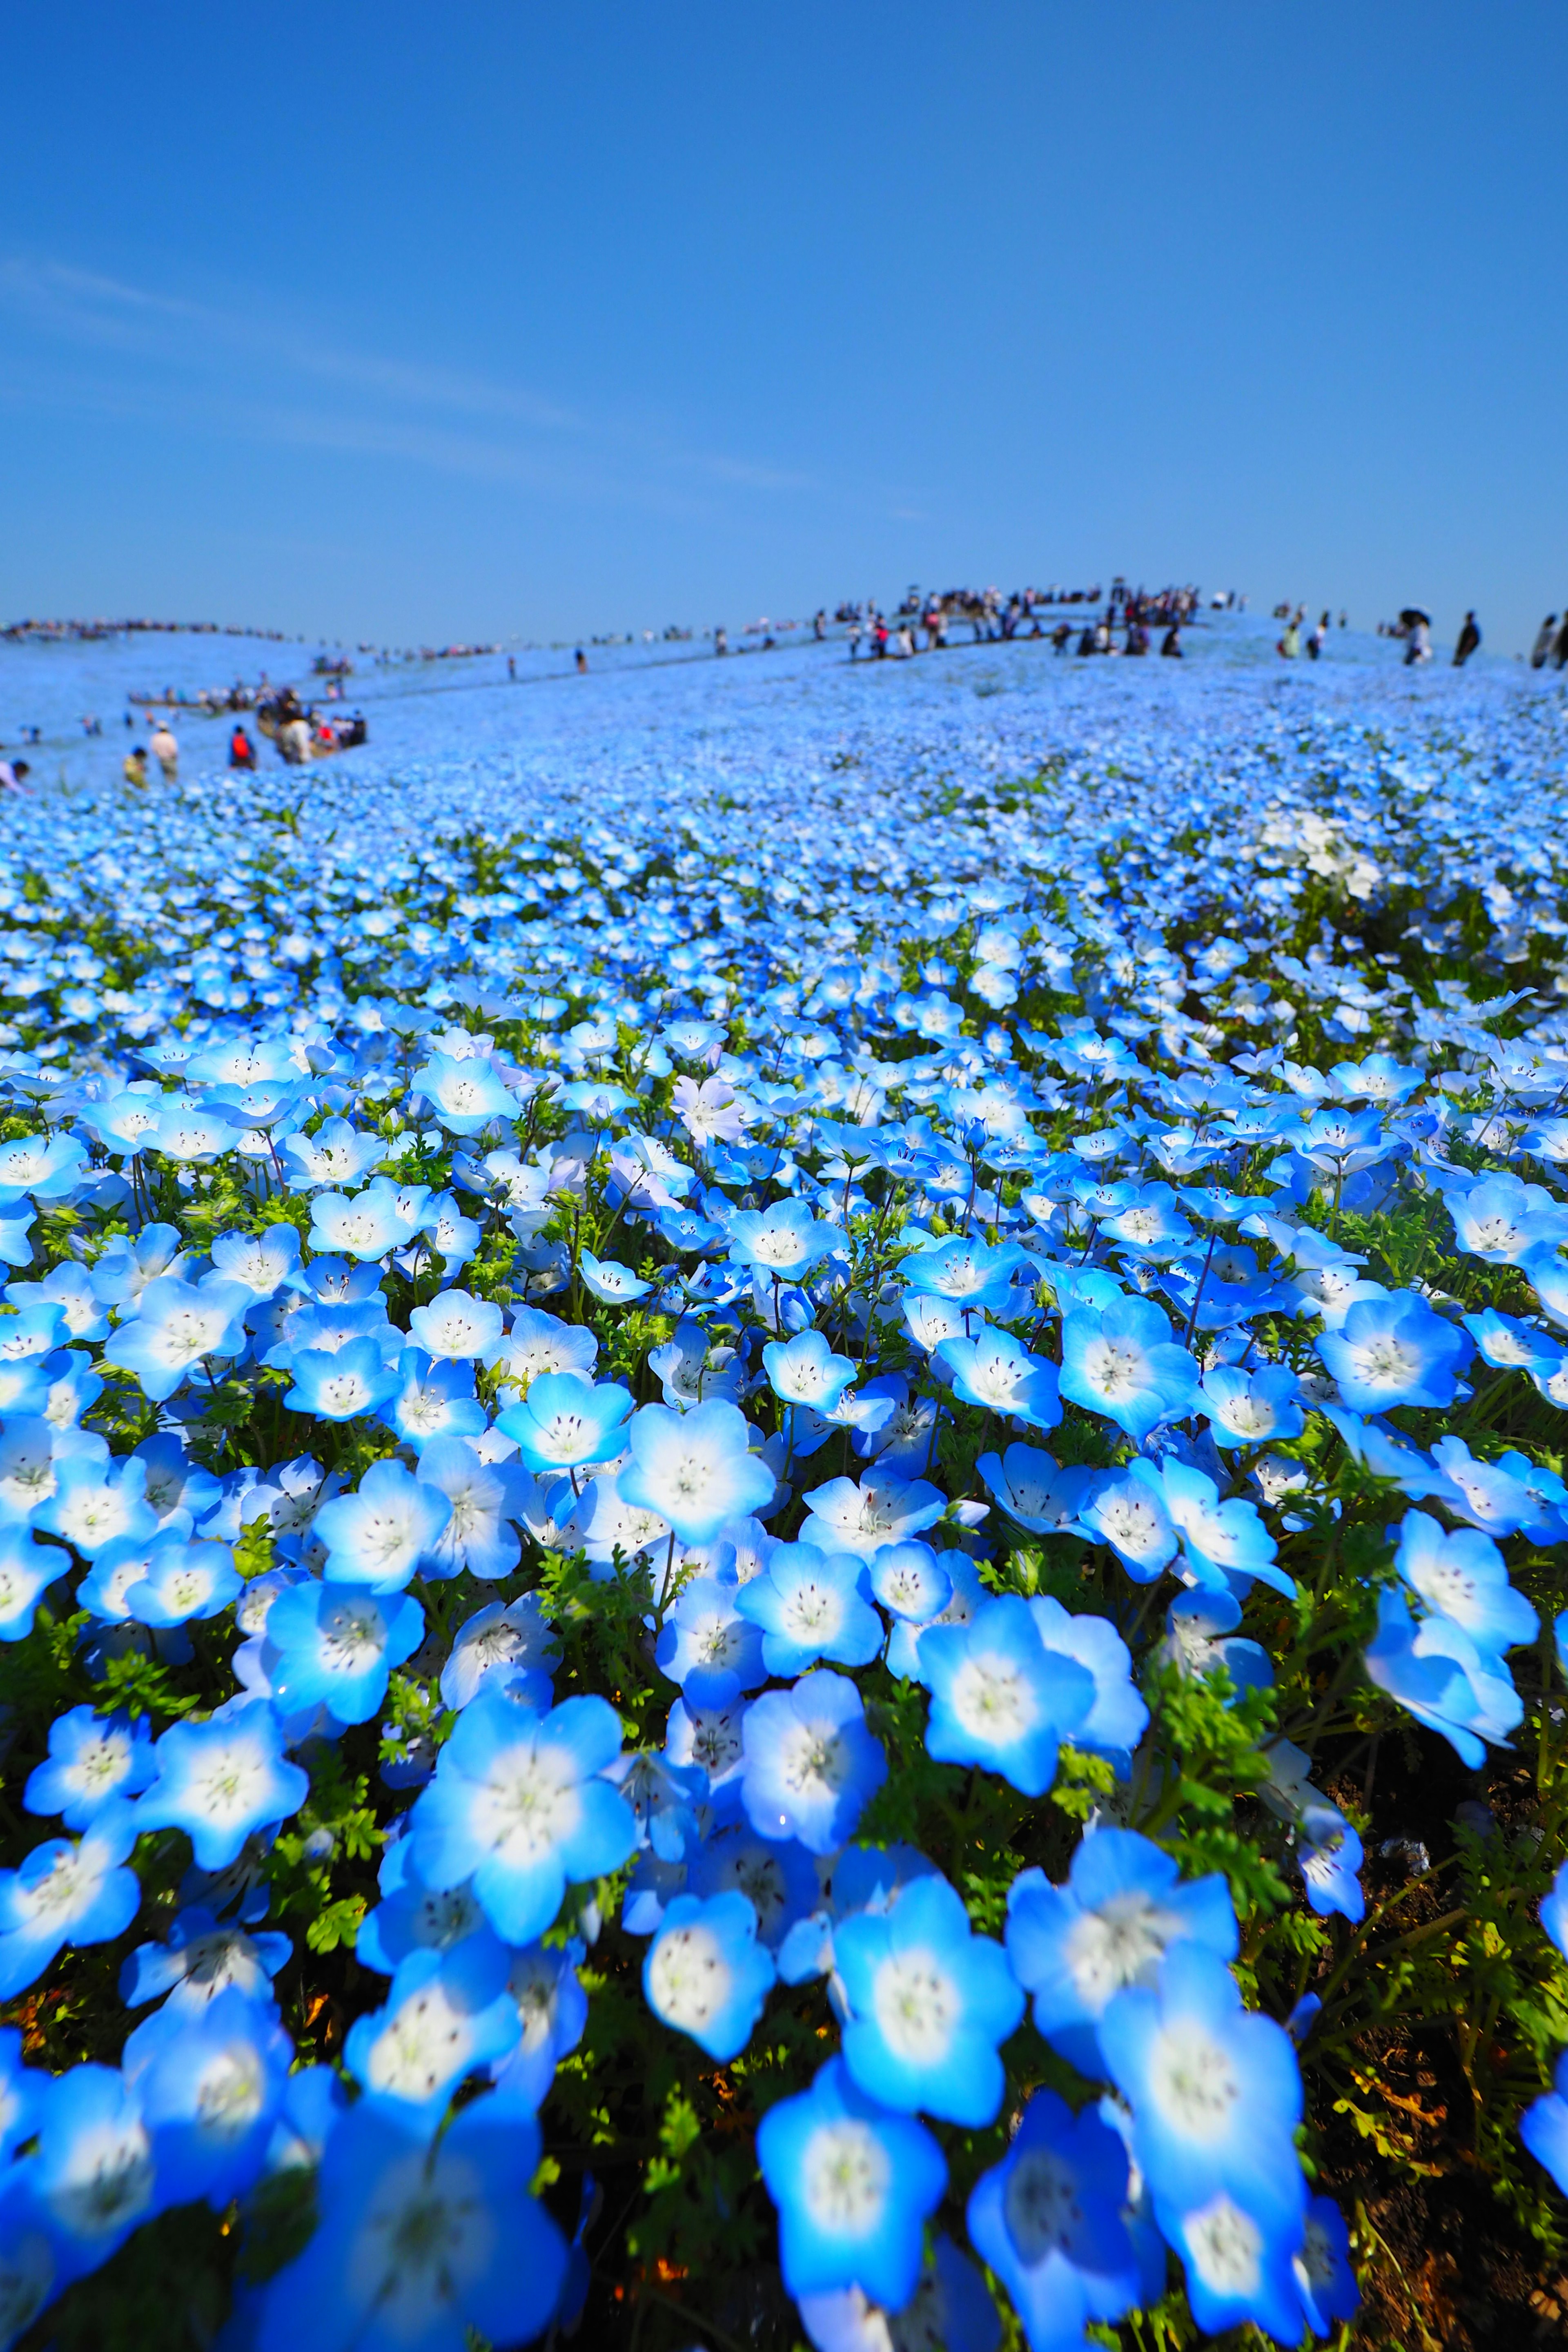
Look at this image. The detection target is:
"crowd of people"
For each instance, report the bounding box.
[832,579,1212,661]
[1531,613,1568,671]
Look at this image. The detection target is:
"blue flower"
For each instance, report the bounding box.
[834,1872,1021,2125]
[868,1539,952,1634]
[1317,1292,1470,1412]
[1365,1586,1524,1766]
[1542,1857,1568,1958]
[1142,1456,1294,1599]
[1522,2049,1568,2197]
[642,1889,777,2060]
[579,1248,654,1303]
[23,1704,156,1828]
[1161,2188,1309,2343]
[411,1691,636,1945]
[283,1334,404,1421]
[255,2093,567,2352]
[1159,1588,1276,1695]
[800,1470,947,1559]
[0,1527,72,1641]
[1294,2193,1361,2332]
[1393,1509,1538,1660]
[918,1593,1094,1796]
[1006,1827,1238,2074]
[0,1801,143,2000]
[497,1371,634,1474]
[654,1573,767,1695]
[34,1453,158,1557]
[966,2087,1140,2350]
[1059,1293,1201,1444]
[343,1941,521,2116]
[265,1579,425,1726]
[1077,1467,1178,1582]
[978,1443,1096,1535]
[902,1234,1023,1317]
[741,1670,886,1853]
[688,1826,821,1951]
[103,1272,253,1403]
[735,1542,884,1677]
[1098,1940,1305,2224]
[797,2237,1000,2352]
[119,1903,292,2015]
[439,1594,559,1710]
[123,1538,242,1627]
[488,1938,589,2108]
[757,2056,947,2310]
[406,1286,505,1361]
[136,1984,294,2208]
[1296,1802,1365,1923]
[31,2062,156,2267]
[1027,1597,1149,1777]
[727,1197,840,1281]
[0,2025,48,2163]
[763,1327,857,1411]
[412,1050,518,1133]
[136,1699,310,1870]
[934,1325,1061,1430]
[619,1397,775,1544]
[313,1458,454,1591]
[1199,1363,1304,1449]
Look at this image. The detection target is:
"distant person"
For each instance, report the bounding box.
[123,746,148,788]
[1453,611,1481,668]
[1531,615,1557,670]
[1051,621,1071,653]
[508,655,517,680]
[813,609,826,640]
[575,648,587,673]
[847,617,863,660]
[229,725,257,769]
[1160,623,1183,657]
[1338,610,1347,628]
[1552,613,1568,671]
[149,720,178,781]
[1307,610,1329,660]
[1405,618,1433,666]
[0,758,29,795]
[715,625,728,656]
[1278,617,1301,658]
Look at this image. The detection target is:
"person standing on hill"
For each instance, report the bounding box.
[1307,611,1329,659]
[1531,615,1557,669]
[1453,611,1481,667]
[149,720,178,781]
[1553,614,1568,671]
[123,746,148,788]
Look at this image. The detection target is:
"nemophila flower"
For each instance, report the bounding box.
[123,1537,242,1627]
[757,2056,947,2310]
[412,1049,517,1133]
[735,1542,884,1677]
[136,1699,310,1869]
[655,1573,767,1695]
[1292,2193,1361,2334]
[1542,1857,1568,1958]
[742,1670,886,1853]
[120,1903,292,2014]
[136,1984,294,2209]
[0,1801,142,1999]
[89,1220,187,1315]
[209,1222,304,1301]
[1098,1940,1305,2223]
[1060,1293,1201,1444]
[104,1272,252,1403]
[801,1470,946,1560]
[284,1334,403,1421]
[1161,2189,1307,2343]
[406,1286,504,1361]
[726,1196,840,1281]
[34,1451,158,1557]
[0,1525,70,1639]
[31,2062,156,2267]
[282,1120,385,1190]
[903,1234,1023,1316]
[314,1458,454,1591]
[934,1325,1062,1430]
[1137,1457,1294,1599]
[1522,2049,1568,2196]
[1006,1827,1238,2075]
[24,1704,156,1828]
[412,1438,525,1581]
[1424,1434,1540,1537]
[868,1539,952,1637]
[1394,1509,1537,1659]
[1365,1585,1524,1766]
[1077,1467,1178,1583]
[497,1370,633,1475]
[764,1327,858,1411]
[834,1872,1022,2126]
[604,1747,708,1862]
[619,1397,775,1544]
[254,2092,567,2352]
[0,1129,88,1198]
[78,1528,193,1628]
[307,1187,406,1260]
[689,1826,820,1951]
[411,1691,636,1946]
[1199,1363,1304,1448]
[1317,1291,1470,1412]
[265,1579,425,1726]
[579,1249,654,1303]
[1296,1802,1365,1923]
[977,1443,1094,1536]
[488,1937,588,2108]
[1028,1597,1148,1776]
[0,2025,47,2163]
[674,1072,752,1147]
[1461,1305,1560,1371]
[1448,1172,1568,1263]
[797,2236,1000,2352]
[966,2087,1141,2351]
[383,1348,488,1453]
[491,1303,598,1389]
[440,1595,559,1711]
[918,1593,1094,1796]
[664,1685,749,1818]
[344,1941,520,2116]
[1159,1588,1275,1695]
[642,1888,777,2061]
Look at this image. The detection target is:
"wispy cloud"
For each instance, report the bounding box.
[0,255,813,508]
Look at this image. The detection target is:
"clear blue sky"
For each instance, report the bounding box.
[4,5,1566,652]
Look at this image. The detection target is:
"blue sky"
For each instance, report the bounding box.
[4,5,1566,652]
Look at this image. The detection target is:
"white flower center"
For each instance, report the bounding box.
[1083,1339,1145,1398]
[1065,1891,1181,2008]
[870,1949,958,2065]
[367,1982,476,2102]
[648,1923,732,2031]
[1004,2145,1083,2262]
[801,2120,891,2233]
[1185,2194,1263,2295]
[1149,2022,1241,2142]
[194,2047,265,2136]
[949,1652,1035,1745]
[482,1749,580,1862]
[777,1721,849,1801]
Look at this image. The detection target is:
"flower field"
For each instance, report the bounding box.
[2,621,1568,2350]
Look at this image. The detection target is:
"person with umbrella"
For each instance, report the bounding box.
[1453,611,1481,668]
[1399,608,1433,666]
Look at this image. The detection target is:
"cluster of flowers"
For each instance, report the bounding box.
[0,645,1565,2349]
